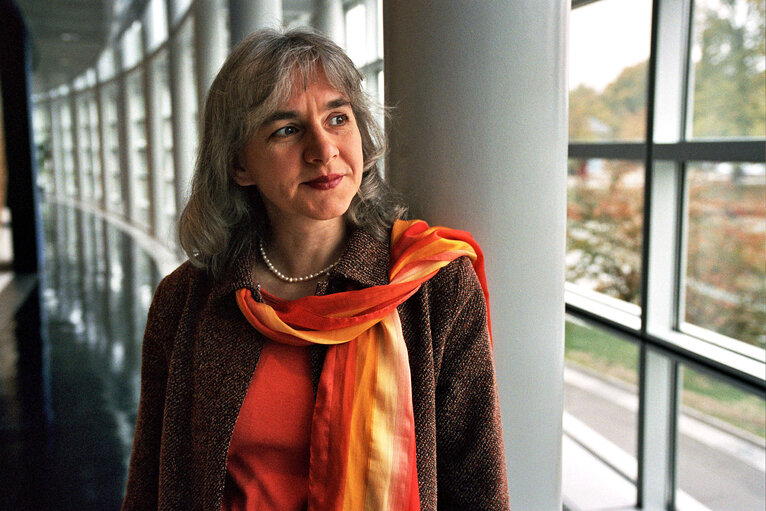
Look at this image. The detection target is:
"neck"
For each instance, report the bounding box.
[264,216,348,279]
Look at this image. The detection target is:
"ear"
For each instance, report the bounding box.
[232,157,255,187]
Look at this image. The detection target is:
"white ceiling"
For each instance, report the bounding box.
[14,0,318,94]
[14,0,121,92]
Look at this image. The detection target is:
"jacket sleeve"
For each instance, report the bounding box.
[121,269,186,510]
[433,258,510,510]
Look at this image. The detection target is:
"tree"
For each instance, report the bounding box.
[569,60,648,141]
[691,0,766,138]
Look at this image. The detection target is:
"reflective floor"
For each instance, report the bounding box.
[0,202,161,510]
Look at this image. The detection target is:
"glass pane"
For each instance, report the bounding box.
[33,102,54,194]
[689,0,766,139]
[563,317,639,509]
[101,83,123,212]
[59,102,76,197]
[152,51,177,238]
[177,18,198,192]
[567,158,644,307]
[76,95,93,201]
[345,4,367,66]
[145,0,168,51]
[88,96,102,203]
[684,162,766,351]
[569,0,652,142]
[676,366,765,510]
[126,71,150,228]
[121,21,143,70]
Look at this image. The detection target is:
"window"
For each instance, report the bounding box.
[569,0,652,142]
[100,82,123,213]
[126,70,150,228]
[566,0,765,509]
[688,0,765,139]
[682,161,765,351]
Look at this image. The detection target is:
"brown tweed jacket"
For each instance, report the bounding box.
[122,228,510,510]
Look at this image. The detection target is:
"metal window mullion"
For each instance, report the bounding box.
[638,346,681,510]
[570,140,766,163]
[638,0,694,508]
[674,160,688,333]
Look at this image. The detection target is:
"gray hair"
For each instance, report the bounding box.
[178,28,407,278]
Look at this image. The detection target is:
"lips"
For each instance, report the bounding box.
[305,173,343,190]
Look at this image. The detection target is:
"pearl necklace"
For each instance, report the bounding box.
[258,239,341,283]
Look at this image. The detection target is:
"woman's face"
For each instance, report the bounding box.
[235,72,364,228]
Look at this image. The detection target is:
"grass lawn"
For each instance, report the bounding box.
[565,320,765,439]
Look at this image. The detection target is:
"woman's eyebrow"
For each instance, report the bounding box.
[261,98,350,126]
[262,110,299,125]
[326,98,350,109]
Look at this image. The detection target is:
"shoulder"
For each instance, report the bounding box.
[154,260,206,301]
[142,261,210,357]
[423,255,485,311]
[147,260,210,323]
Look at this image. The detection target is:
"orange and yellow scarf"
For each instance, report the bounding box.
[235,219,490,511]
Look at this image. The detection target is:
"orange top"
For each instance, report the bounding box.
[221,335,314,511]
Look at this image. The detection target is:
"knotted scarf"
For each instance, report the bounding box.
[235,219,490,511]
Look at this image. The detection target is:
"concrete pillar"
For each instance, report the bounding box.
[313,0,345,46]
[229,0,282,48]
[383,2,568,509]
[0,0,42,273]
[194,0,228,116]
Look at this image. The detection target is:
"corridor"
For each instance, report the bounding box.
[0,202,161,510]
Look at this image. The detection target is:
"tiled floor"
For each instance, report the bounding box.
[0,202,161,510]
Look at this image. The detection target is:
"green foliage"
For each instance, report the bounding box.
[569,61,647,141]
[685,169,766,347]
[567,0,766,344]
[566,159,644,305]
[691,0,766,138]
[565,321,639,383]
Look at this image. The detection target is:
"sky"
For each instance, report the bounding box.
[569,0,654,92]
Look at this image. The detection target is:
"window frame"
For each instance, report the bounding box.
[567,0,766,508]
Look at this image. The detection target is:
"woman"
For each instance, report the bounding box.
[122,28,509,511]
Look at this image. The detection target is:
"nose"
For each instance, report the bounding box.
[303,125,339,165]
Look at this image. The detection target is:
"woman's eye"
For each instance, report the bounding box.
[272,125,298,138]
[329,114,348,126]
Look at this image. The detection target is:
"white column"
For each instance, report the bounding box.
[195,0,228,116]
[313,0,345,46]
[229,0,282,48]
[383,2,568,509]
